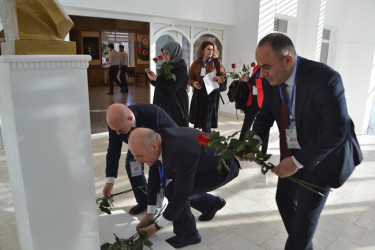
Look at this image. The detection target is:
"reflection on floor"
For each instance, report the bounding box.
[1,84,375,250]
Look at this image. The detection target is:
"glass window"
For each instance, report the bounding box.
[155,31,191,70]
[274,18,288,33]
[320,28,331,64]
[101,31,135,65]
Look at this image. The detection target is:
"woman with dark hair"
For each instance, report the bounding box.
[188,41,226,133]
[147,42,189,127]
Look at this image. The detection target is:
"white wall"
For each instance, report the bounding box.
[324,0,375,132]
[60,0,236,25]
[220,0,261,115]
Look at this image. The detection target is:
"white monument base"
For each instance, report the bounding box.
[0,55,100,250]
[98,210,174,249]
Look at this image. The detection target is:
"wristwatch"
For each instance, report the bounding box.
[155,222,163,231]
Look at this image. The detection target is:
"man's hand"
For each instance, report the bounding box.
[271,156,298,178]
[235,154,252,161]
[139,223,159,238]
[103,183,114,197]
[136,213,154,230]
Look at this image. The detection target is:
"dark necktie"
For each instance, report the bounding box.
[279,83,292,159]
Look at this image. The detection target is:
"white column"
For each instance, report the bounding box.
[0,55,100,250]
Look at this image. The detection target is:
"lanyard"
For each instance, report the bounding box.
[201,57,212,67]
[278,56,300,122]
[158,163,164,185]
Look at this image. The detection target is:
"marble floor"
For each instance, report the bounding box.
[1,85,375,250]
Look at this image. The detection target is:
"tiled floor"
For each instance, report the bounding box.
[1,85,375,250]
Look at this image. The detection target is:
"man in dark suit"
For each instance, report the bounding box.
[129,127,240,249]
[252,33,363,250]
[103,103,178,215]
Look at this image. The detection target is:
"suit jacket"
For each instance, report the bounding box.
[148,127,240,221]
[105,104,178,178]
[253,57,362,188]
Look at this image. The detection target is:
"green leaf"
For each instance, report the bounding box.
[262,154,272,161]
[242,152,256,159]
[209,131,221,140]
[244,130,256,140]
[100,207,111,214]
[228,138,242,150]
[142,237,153,248]
[221,149,236,160]
[100,242,112,250]
[217,160,223,172]
[133,234,147,249]
[222,159,230,172]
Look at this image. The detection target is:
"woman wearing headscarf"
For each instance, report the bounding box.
[147,41,189,127]
[188,41,226,133]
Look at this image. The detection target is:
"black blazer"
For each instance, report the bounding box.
[148,127,240,221]
[253,57,362,188]
[105,104,178,178]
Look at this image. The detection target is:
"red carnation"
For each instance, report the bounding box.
[251,62,256,67]
[153,58,158,63]
[197,133,210,146]
[158,55,163,60]
[231,63,236,69]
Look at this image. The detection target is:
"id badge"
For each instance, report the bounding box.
[156,187,164,209]
[252,85,257,95]
[285,124,301,149]
[200,67,206,76]
[130,160,143,177]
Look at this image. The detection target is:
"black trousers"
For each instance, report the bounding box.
[108,66,123,92]
[120,65,128,90]
[125,150,147,206]
[165,159,240,236]
[276,170,330,250]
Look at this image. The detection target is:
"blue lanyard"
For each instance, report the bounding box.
[158,163,164,184]
[278,56,300,122]
[201,57,212,67]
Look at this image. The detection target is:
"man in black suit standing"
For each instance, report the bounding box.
[252,33,363,250]
[129,127,240,249]
[103,103,178,215]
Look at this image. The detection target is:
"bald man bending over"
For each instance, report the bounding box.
[130,127,240,248]
[104,103,177,215]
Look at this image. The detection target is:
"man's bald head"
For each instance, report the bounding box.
[128,128,161,166]
[106,104,133,135]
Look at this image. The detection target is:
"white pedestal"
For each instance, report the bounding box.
[0,55,100,250]
[98,210,174,250]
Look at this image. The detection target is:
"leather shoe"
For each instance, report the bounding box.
[128,204,146,215]
[106,91,113,95]
[166,232,201,248]
[121,89,128,93]
[198,197,226,221]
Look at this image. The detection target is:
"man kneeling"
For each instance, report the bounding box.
[129,127,240,248]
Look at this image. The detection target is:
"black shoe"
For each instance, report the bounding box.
[107,92,113,95]
[128,204,146,215]
[198,197,226,221]
[121,89,128,93]
[166,232,201,248]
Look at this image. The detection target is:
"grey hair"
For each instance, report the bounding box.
[258,33,296,60]
[143,129,160,151]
